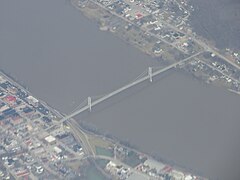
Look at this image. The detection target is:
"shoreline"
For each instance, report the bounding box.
[0,68,208,179]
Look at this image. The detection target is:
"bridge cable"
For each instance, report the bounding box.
[69,99,88,115]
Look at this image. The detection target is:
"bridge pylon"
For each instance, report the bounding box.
[148,67,153,82]
[88,97,92,112]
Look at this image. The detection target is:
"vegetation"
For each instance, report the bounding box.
[95,146,113,157]
[123,150,146,167]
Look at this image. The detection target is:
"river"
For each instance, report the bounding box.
[190,0,240,50]
[0,0,240,179]
[80,70,240,180]
[0,0,157,113]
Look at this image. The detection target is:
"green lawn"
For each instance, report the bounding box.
[95,146,113,157]
[123,151,145,167]
[86,165,107,180]
[96,159,109,169]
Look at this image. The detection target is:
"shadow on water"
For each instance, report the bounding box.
[75,69,174,123]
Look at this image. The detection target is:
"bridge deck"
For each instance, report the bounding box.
[57,52,202,124]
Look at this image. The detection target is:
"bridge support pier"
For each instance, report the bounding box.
[148,67,153,82]
[88,97,92,112]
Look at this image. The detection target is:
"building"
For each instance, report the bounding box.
[54,146,62,154]
[44,135,56,145]
[4,95,16,105]
[26,96,39,107]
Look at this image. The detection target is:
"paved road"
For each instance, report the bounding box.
[197,58,240,84]
[67,119,95,156]
[74,0,188,55]
[73,0,240,70]
[64,154,152,179]
[53,51,202,125]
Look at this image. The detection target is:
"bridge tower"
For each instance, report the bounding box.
[88,97,92,112]
[148,67,153,82]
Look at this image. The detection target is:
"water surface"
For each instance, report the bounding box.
[81,71,240,180]
[0,0,156,113]
[0,0,240,179]
[190,0,240,50]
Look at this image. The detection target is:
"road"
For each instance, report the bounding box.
[194,39,240,70]
[66,119,95,156]
[72,0,240,71]
[148,3,240,70]
[63,154,152,179]
[196,58,240,84]
[72,0,188,55]
[48,51,202,127]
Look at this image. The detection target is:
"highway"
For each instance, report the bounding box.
[66,119,95,156]
[54,51,202,125]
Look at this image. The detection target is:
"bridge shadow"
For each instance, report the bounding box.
[74,68,175,123]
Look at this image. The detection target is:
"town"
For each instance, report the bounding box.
[71,0,240,94]
[0,0,239,179]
